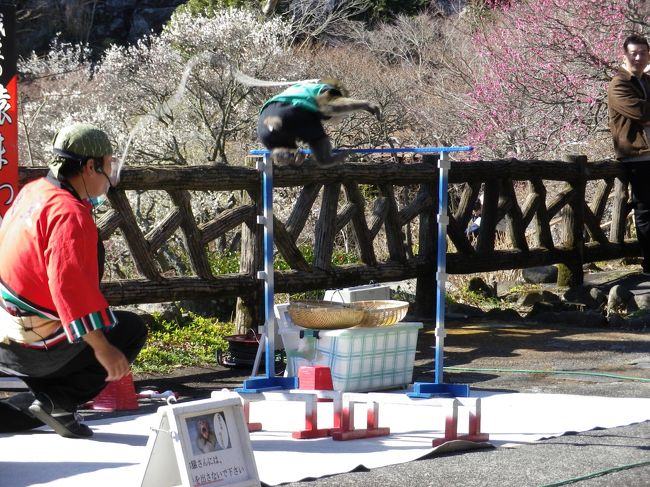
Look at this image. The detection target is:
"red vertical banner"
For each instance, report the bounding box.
[0,2,16,219]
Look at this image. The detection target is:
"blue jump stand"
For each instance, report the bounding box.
[408,149,470,398]
[237,146,472,396]
[236,152,298,392]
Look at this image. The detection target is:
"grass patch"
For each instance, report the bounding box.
[133,311,236,374]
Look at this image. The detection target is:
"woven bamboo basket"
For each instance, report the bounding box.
[350,300,410,327]
[287,300,365,330]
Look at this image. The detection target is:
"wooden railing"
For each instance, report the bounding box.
[19,155,637,326]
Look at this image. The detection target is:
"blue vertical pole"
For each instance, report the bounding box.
[434,151,449,384]
[261,153,275,377]
[237,154,297,392]
[409,151,469,398]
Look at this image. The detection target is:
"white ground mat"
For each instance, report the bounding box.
[1,392,649,486]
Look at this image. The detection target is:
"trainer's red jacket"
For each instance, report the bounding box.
[0,176,116,347]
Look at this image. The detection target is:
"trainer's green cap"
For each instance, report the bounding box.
[49,123,113,178]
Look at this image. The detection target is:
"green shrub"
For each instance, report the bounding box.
[274,244,359,270]
[134,311,236,374]
[209,250,241,274]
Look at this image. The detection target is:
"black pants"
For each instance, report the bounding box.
[0,311,147,432]
[257,102,327,149]
[627,163,650,272]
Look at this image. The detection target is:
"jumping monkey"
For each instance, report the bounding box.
[257,80,381,167]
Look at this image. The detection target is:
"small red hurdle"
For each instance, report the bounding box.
[331,392,488,445]
[90,373,139,411]
[235,366,341,439]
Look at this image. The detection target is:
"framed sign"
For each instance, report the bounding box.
[141,395,260,487]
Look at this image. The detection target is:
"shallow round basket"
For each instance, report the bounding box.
[288,300,365,330]
[350,300,410,327]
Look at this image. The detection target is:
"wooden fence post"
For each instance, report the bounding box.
[610,175,629,244]
[235,171,264,333]
[414,154,438,319]
[557,155,586,287]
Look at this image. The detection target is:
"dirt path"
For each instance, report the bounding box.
[132,319,650,402]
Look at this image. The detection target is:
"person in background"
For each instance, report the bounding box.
[466,199,482,241]
[608,34,650,274]
[0,123,147,438]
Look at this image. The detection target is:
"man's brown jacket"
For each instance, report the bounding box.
[607,67,650,159]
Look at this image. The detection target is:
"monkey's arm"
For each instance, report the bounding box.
[318,96,381,120]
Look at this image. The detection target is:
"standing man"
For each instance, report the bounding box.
[608,34,650,274]
[0,123,147,438]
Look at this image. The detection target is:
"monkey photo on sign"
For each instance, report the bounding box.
[257,80,381,167]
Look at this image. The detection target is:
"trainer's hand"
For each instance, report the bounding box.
[83,330,131,381]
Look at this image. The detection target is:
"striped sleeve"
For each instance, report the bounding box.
[62,307,117,343]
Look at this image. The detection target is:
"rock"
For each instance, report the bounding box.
[607,313,627,328]
[116,297,236,323]
[633,294,650,310]
[562,286,603,309]
[583,262,603,272]
[522,265,558,284]
[495,280,520,298]
[502,293,521,303]
[589,288,607,308]
[558,302,588,312]
[526,301,557,318]
[526,300,588,318]
[116,301,182,325]
[178,297,236,321]
[467,277,494,298]
[387,279,417,300]
[18,0,186,56]
[484,308,521,321]
[607,285,634,313]
[129,7,180,42]
[446,302,485,319]
[626,298,640,313]
[621,256,643,266]
[528,310,607,327]
[625,313,650,331]
[517,290,560,307]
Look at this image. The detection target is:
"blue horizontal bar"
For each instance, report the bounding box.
[249,146,473,156]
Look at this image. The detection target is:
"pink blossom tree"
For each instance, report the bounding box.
[466,0,646,159]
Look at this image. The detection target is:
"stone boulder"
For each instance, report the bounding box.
[522,265,558,284]
[467,277,495,299]
[517,290,560,308]
[484,308,521,321]
[607,285,634,313]
[562,286,605,310]
[527,309,607,327]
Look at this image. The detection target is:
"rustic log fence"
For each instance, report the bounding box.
[19,155,637,328]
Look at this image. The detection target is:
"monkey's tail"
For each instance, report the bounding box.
[230,67,319,87]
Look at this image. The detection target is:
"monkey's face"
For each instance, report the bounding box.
[320,78,348,97]
[198,419,211,439]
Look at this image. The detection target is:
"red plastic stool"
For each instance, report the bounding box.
[298,365,333,390]
[91,373,139,411]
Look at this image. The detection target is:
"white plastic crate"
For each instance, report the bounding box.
[275,304,422,392]
[323,284,390,303]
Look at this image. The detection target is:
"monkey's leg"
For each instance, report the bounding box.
[270,148,305,167]
[309,137,348,167]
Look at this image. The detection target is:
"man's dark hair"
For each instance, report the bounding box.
[623,34,649,52]
[55,157,90,180]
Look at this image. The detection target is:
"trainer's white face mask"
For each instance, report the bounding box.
[107,156,123,187]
